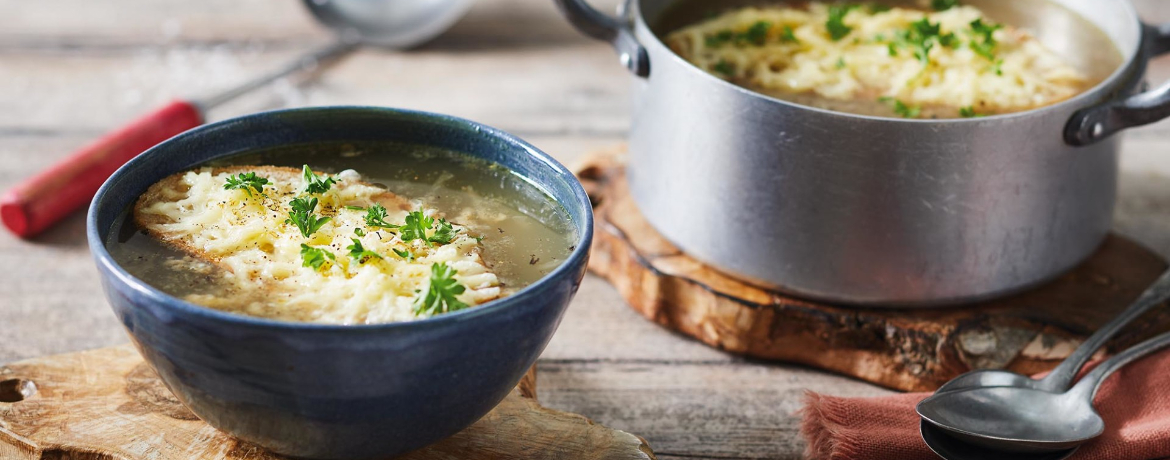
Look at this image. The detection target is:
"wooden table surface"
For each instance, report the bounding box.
[4,1,1170,458]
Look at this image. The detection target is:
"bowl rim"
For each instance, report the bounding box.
[87,105,594,332]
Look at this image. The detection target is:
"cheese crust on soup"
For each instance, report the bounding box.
[134,165,501,324]
[665,3,1087,114]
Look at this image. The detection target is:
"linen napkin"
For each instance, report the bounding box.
[800,350,1170,460]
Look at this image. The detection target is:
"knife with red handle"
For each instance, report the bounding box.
[0,101,202,237]
[0,40,356,238]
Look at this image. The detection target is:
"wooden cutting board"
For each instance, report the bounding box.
[578,147,1170,392]
[0,345,656,459]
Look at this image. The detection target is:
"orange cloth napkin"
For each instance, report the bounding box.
[800,351,1170,460]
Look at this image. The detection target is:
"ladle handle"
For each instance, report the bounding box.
[1070,330,1170,401]
[1038,269,1170,392]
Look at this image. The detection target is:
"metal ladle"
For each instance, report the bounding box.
[202,0,475,109]
[1,0,473,238]
[917,329,1170,456]
[932,269,1170,395]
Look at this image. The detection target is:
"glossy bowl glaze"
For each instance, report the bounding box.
[86,107,593,459]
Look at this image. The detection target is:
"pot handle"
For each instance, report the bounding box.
[1065,23,1170,146]
[554,0,649,77]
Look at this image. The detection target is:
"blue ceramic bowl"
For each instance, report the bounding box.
[86,107,593,459]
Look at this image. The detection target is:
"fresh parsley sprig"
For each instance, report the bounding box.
[363,203,400,229]
[285,196,331,238]
[705,20,773,48]
[399,211,434,242]
[713,59,735,76]
[891,18,956,66]
[412,262,468,316]
[826,5,857,41]
[223,172,270,197]
[879,97,921,118]
[740,20,771,45]
[300,244,336,272]
[301,165,338,195]
[969,19,1003,61]
[429,219,458,245]
[393,248,414,262]
[346,238,383,264]
[932,0,960,11]
[399,211,461,246]
[959,106,984,118]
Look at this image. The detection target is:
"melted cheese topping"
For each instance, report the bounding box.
[138,168,501,324]
[665,3,1087,114]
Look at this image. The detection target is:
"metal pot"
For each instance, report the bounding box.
[556,0,1170,306]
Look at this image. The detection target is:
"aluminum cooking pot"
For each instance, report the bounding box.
[556,0,1170,306]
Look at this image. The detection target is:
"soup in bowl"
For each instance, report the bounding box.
[87,107,593,459]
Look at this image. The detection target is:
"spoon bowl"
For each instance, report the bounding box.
[919,420,1079,460]
[918,386,1104,453]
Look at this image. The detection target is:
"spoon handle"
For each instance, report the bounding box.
[1038,269,1170,392]
[1069,330,1170,400]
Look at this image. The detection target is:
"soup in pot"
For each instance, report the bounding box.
[657,0,1123,118]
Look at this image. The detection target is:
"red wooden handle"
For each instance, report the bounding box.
[1,100,203,238]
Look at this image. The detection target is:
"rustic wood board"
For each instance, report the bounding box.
[0,345,656,460]
[578,148,1170,392]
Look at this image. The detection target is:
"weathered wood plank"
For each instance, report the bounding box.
[536,361,887,460]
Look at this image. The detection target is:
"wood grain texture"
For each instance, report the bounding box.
[0,345,655,460]
[578,148,1170,392]
[1,1,1170,459]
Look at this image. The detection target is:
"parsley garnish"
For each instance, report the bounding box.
[412,262,469,316]
[713,59,735,76]
[363,203,400,229]
[705,30,735,47]
[346,238,383,263]
[223,172,270,197]
[836,57,846,69]
[430,219,458,245]
[301,165,338,195]
[344,205,366,211]
[399,210,461,246]
[826,5,857,41]
[868,3,891,13]
[891,18,956,66]
[780,25,799,43]
[399,211,433,242]
[932,0,960,11]
[393,248,414,261]
[740,21,771,46]
[988,58,1004,76]
[300,244,335,272]
[959,106,984,118]
[285,196,331,238]
[707,21,773,47]
[969,19,1003,61]
[354,227,366,237]
[880,97,921,118]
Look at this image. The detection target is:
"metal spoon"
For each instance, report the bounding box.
[1,0,472,238]
[917,329,1170,455]
[933,269,1170,395]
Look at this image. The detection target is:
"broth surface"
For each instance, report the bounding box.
[655,0,1124,118]
[107,142,576,323]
